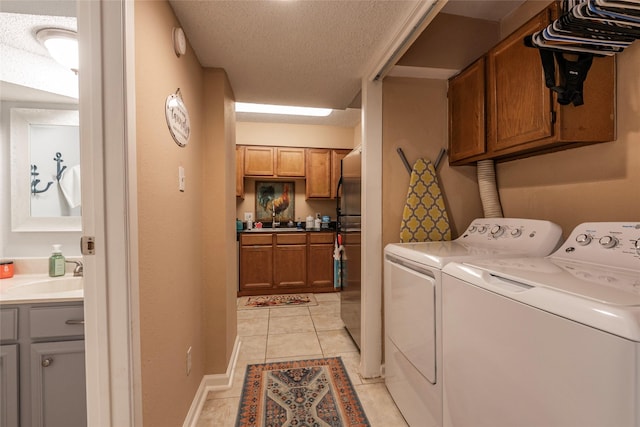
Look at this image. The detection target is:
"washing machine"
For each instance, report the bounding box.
[383,218,563,427]
[442,222,640,427]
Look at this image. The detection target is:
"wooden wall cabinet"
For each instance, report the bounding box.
[236,145,244,198]
[243,146,274,176]
[448,3,615,165]
[331,149,351,198]
[275,147,306,177]
[448,57,486,163]
[306,148,350,199]
[239,231,336,295]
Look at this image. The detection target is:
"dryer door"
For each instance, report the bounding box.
[385,258,437,384]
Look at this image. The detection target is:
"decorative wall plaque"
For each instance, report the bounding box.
[165,89,190,147]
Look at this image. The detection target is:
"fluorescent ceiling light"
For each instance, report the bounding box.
[236,102,332,117]
[36,28,78,73]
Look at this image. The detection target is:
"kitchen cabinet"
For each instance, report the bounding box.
[331,149,351,198]
[305,148,332,198]
[239,234,274,291]
[274,234,307,288]
[307,232,335,289]
[0,302,86,427]
[238,231,337,295]
[236,145,244,198]
[242,146,306,178]
[448,3,615,165]
[244,146,274,176]
[275,147,305,177]
[307,148,350,199]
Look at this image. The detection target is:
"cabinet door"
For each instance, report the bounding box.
[448,57,486,163]
[240,245,274,290]
[236,146,244,198]
[276,147,305,177]
[30,340,86,427]
[331,149,350,199]
[244,146,274,176]
[306,149,331,199]
[487,9,552,153]
[274,244,307,288]
[308,243,334,289]
[0,344,19,427]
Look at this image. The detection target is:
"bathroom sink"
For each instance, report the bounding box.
[2,276,83,297]
[245,228,305,232]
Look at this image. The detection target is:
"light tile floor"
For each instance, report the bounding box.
[196,292,409,427]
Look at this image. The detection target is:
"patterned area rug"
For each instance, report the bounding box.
[236,357,370,427]
[238,293,318,309]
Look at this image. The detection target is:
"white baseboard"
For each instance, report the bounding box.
[182,335,241,427]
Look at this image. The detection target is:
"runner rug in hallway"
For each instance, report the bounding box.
[238,293,317,309]
[235,357,370,427]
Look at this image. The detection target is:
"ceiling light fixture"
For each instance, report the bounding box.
[36,28,79,74]
[235,102,332,117]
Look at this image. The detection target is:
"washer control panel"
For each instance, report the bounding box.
[459,218,563,256]
[553,222,640,269]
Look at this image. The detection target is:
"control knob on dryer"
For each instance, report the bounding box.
[490,225,505,238]
[599,235,618,249]
[633,239,640,255]
[575,234,592,246]
[510,229,522,238]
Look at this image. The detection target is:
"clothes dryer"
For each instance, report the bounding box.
[442,222,640,427]
[383,218,563,427]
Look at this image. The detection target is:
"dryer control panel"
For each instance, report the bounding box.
[459,218,563,256]
[553,222,640,269]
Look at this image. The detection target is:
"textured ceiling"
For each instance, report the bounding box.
[168,0,423,111]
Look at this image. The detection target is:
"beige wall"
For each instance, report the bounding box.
[495,2,640,236]
[202,68,238,372]
[236,122,357,221]
[382,77,484,248]
[135,2,236,425]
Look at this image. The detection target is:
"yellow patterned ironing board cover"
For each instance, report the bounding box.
[400,158,451,243]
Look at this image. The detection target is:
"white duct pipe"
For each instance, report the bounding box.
[477,159,503,218]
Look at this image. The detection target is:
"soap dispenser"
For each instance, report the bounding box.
[49,244,65,277]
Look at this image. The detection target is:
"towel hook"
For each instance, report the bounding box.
[54,152,67,181]
[31,164,54,195]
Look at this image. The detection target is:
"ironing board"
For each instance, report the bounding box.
[399,158,451,243]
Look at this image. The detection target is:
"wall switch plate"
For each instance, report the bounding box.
[178,166,185,192]
[186,346,192,376]
[244,212,253,221]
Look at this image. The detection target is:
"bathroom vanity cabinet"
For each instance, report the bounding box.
[0,302,86,427]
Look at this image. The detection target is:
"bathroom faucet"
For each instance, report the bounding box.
[65,260,84,277]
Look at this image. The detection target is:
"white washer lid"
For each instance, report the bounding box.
[465,257,640,307]
[444,260,640,342]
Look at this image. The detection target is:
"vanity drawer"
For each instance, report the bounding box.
[30,305,84,339]
[276,234,307,245]
[309,233,334,244]
[0,308,18,342]
[241,234,273,246]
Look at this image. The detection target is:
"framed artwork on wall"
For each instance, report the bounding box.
[255,181,295,223]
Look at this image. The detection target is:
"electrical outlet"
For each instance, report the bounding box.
[244,212,253,221]
[186,346,192,376]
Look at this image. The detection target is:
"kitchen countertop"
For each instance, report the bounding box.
[0,274,83,305]
[238,227,335,233]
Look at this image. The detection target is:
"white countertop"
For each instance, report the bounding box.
[0,274,83,305]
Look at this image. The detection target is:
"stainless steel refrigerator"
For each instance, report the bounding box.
[336,146,361,350]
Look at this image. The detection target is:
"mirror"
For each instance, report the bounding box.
[1,3,81,257]
[10,107,80,232]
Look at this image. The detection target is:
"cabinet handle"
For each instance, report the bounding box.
[65,319,85,325]
[42,357,54,367]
